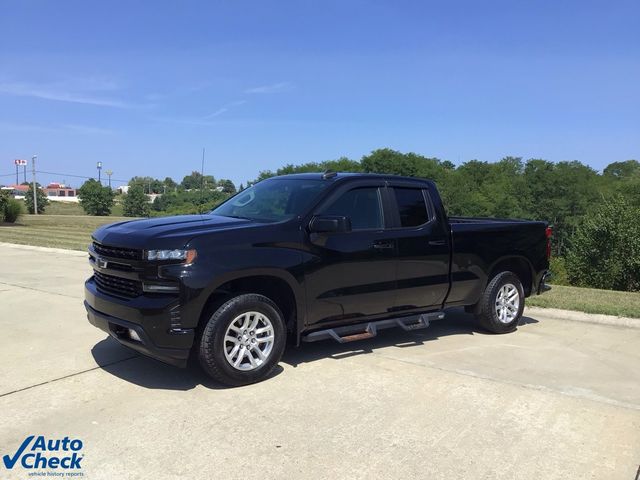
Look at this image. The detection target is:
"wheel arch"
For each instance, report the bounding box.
[198,269,304,341]
[487,255,534,297]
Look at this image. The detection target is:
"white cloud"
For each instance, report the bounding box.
[0,121,114,135]
[205,107,228,118]
[61,124,115,135]
[244,82,293,94]
[0,81,132,108]
[203,99,247,119]
[149,116,220,127]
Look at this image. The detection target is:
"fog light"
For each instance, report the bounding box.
[129,329,141,342]
[143,283,180,293]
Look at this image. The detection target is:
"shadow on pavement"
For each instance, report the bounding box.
[91,338,285,391]
[283,307,538,367]
[91,307,538,390]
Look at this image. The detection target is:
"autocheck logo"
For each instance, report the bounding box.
[2,435,84,472]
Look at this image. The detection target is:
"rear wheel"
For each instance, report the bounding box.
[474,271,524,333]
[198,293,286,386]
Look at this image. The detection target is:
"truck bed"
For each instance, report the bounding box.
[445,217,549,308]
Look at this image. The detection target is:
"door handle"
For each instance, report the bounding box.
[428,240,446,246]
[372,241,394,250]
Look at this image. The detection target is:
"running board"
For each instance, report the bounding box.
[302,311,445,344]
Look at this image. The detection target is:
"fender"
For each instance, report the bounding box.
[199,267,307,339]
[486,253,536,294]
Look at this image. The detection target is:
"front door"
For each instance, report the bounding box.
[303,181,398,328]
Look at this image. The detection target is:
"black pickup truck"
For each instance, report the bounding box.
[85,172,551,385]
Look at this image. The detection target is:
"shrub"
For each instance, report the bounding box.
[3,198,23,223]
[0,190,8,220]
[548,257,569,286]
[566,195,640,291]
[151,189,228,215]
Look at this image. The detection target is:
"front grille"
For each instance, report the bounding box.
[93,242,142,261]
[94,271,142,298]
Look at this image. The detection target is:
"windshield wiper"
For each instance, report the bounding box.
[221,214,253,221]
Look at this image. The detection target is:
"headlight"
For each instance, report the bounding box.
[146,249,197,263]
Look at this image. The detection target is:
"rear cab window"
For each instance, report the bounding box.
[393,187,430,227]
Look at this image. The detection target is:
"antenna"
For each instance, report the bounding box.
[322,170,337,180]
[200,147,206,213]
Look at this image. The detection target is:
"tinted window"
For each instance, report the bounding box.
[211,178,328,223]
[394,188,429,227]
[322,187,382,230]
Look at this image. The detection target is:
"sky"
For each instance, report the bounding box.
[0,0,639,188]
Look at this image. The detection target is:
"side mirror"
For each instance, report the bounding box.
[309,215,352,233]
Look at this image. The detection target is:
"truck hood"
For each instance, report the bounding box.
[92,214,253,249]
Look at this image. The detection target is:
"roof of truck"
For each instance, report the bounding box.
[271,172,433,183]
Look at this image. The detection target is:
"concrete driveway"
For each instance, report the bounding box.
[0,242,639,479]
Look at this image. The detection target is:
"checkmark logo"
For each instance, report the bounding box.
[2,435,34,469]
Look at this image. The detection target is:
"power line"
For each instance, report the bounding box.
[35,170,130,183]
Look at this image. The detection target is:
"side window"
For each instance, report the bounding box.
[394,188,429,227]
[322,187,383,230]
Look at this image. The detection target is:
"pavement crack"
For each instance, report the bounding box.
[0,280,81,300]
[369,351,640,412]
[0,355,139,398]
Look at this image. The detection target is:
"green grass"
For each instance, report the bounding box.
[41,201,85,215]
[528,284,640,319]
[0,214,129,250]
[16,199,124,216]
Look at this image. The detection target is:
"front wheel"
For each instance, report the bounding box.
[474,271,525,334]
[198,293,286,386]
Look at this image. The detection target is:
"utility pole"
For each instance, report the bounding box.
[97,161,103,184]
[31,155,38,215]
[23,163,27,183]
[105,170,113,188]
[15,162,18,185]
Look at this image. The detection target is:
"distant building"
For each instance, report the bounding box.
[2,183,79,202]
[44,183,77,198]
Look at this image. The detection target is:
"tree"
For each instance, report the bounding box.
[181,171,215,190]
[217,179,237,194]
[78,179,115,216]
[24,184,49,214]
[122,185,150,217]
[152,194,169,211]
[129,176,163,194]
[163,177,178,192]
[603,160,640,179]
[566,195,640,291]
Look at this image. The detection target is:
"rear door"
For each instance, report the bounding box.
[303,180,399,328]
[386,182,450,311]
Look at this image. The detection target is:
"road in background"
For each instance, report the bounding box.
[0,243,638,479]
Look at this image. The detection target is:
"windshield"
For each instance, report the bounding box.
[211,178,328,223]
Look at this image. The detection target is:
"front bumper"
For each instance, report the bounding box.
[84,278,194,368]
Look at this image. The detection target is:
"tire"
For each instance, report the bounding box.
[198,293,286,386]
[474,271,525,334]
